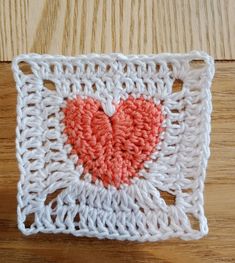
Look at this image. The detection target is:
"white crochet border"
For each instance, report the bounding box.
[12,51,214,242]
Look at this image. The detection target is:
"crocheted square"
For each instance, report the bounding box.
[12,52,214,241]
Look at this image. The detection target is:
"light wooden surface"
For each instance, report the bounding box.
[0,62,235,262]
[1,0,235,262]
[0,0,235,60]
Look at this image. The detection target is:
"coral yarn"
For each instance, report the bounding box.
[62,96,164,188]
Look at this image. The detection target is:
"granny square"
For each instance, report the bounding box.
[12,52,214,241]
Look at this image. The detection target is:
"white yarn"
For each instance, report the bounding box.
[12,51,214,241]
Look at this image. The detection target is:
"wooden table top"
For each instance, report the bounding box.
[0,62,234,262]
[0,0,235,61]
[0,0,235,262]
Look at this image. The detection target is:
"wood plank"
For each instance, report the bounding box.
[0,62,235,262]
[0,0,235,61]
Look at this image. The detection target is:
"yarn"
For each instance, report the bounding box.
[12,51,215,241]
[63,96,164,188]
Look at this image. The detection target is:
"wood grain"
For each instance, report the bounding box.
[0,62,235,262]
[0,0,235,61]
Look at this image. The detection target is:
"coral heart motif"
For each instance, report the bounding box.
[62,96,164,188]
